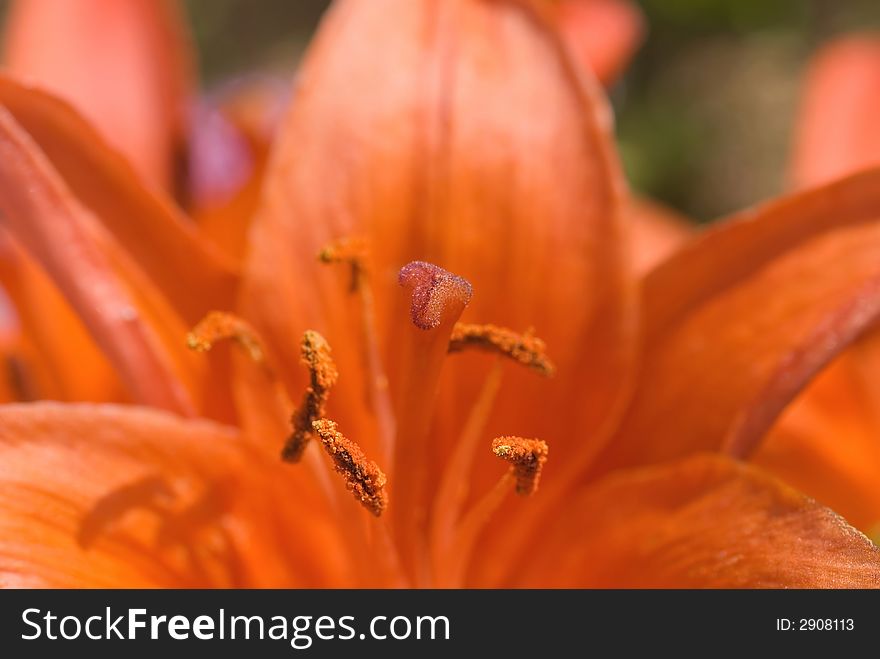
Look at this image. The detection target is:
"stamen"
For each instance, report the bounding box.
[187,314,379,580]
[437,436,551,586]
[281,331,339,463]
[317,236,369,292]
[398,261,473,330]
[189,309,307,462]
[312,418,388,517]
[430,359,503,572]
[437,472,513,588]
[187,311,267,368]
[449,323,556,376]
[318,237,396,464]
[492,436,550,496]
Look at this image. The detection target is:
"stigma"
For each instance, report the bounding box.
[398,261,473,330]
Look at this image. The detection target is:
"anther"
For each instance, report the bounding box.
[312,418,388,517]
[398,261,473,330]
[492,436,549,496]
[449,323,556,376]
[187,311,266,365]
[318,237,369,292]
[281,331,339,463]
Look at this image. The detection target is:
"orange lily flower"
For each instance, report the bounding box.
[0,0,879,589]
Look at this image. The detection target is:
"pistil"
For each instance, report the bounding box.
[391,261,472,584]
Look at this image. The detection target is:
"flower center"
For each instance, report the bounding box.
[186,251,555,587]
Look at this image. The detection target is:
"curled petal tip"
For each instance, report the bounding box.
[398,261,473,330]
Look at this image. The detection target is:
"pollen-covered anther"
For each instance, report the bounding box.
[398,261,473,330]
[492,436,549,496]
[318,236,369,292]
[281,331,339,463]
[186,311,266,365]
[449,323,556,376]
[312,418,388,517]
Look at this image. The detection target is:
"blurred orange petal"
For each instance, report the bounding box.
[628,196,691,275]
[519,454,880,587]
[2,0,193,190]
[189,79,289,263]
[789,34,880,189]
[0,403,345,587]
[0,108,194,413]
[0,77,238,323]
[553,0,644,85]
[595,168,880,473]
[0,238,122,402]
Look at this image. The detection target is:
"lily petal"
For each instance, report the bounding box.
[789,34,880,188]
[0,107,194,413]
[516,454,880,588]
[0,403,347,587]
[0,237,122,402]
[554,0,645,85]
[0,77,238,323]
[754,339,880,534]
[2,0,193,190]
[628,196,691,275]
[595,168,880,473]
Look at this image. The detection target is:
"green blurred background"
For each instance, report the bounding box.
[610,0,880,221]
[5,0,875,222]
